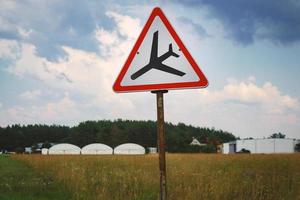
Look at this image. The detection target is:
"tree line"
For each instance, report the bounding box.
[0,119,236,153]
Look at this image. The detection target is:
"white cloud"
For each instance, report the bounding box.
[42,93,77,121]
[4,10,144,113]
[19,90,42,100]
[6,10,141,93]
[95,27,119,46]
[0,0,16,12]
[2,10,149,124]
[0,24,32,40]
[165,78,299,138]
[94,27,120,57]
[0,15,16,33]
[0,94,82,126]
[17,27,32,38]
[106,11,141,39]
[0,39,20,59]
[199,77,298,114]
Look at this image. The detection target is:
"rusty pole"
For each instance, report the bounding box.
[152,90,168,200]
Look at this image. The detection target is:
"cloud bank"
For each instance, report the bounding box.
[0,2,299,139]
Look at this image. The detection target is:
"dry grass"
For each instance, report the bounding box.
[14,154,300,200]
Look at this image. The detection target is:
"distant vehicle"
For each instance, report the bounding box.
[237,148,251,154]
[0,150,8,154]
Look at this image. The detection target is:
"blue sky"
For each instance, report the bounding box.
[0,0,299,139]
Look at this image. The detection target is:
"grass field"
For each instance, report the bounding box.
[0,155,71,200]
[3,154,300,200]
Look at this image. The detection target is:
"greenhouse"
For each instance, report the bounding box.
[114,143,145,155]
[81,143,113,155]
[48,143,81,155]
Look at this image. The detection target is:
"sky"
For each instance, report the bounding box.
[0,0,300,139]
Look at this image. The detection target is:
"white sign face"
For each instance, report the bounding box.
[113,7,208,92]
[120,16,199,87]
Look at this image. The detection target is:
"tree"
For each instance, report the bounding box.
[42,141,52,148]
[15,147,24,154]
[31,144,39,152]
[295,143,300,152]
[269,132,286,139]
[0,120,237,153]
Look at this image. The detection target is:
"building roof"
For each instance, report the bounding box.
[190,137,206,146]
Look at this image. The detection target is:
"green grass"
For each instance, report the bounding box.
[0,155,71,200]
[13,154,300,200]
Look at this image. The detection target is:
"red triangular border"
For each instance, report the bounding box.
[113,7,208,93]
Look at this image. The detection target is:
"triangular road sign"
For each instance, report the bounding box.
[113,7,208,92]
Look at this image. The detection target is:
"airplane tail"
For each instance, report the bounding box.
[169,44,179,57]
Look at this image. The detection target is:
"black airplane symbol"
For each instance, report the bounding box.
[131,30,185,80]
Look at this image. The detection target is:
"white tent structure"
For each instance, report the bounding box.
[48,143,81,155]
[81,143,113,155]
[114,143,145,155]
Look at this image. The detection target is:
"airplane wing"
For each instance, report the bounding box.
[156,63,185,76]
[150,31,158,62]
[131,64,152,80]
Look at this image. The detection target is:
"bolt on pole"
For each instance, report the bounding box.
[152,90,168,200]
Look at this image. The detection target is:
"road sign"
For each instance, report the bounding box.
[113,7,208,92]
[113,7,209,200]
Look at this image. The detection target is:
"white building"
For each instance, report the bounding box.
[222,141,236,154]
[190,137,206,146]
[148,147,157,154]
[81,143,113,155]
[114,143,145,155]
[48,143,81,155]
[41,148,48,155]
[223,138,299,154]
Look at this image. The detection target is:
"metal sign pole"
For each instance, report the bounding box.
[152,90,168,200]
